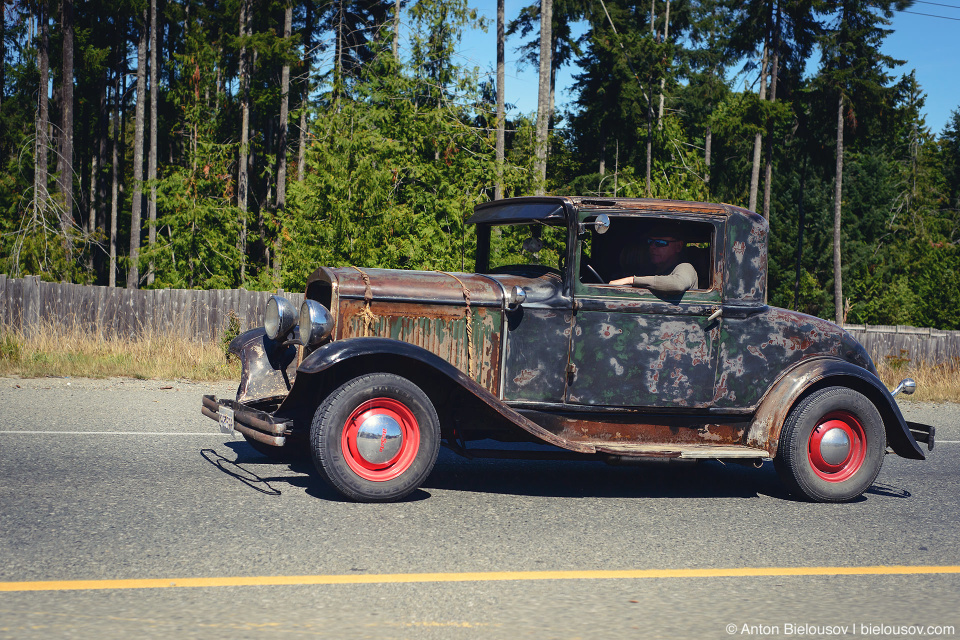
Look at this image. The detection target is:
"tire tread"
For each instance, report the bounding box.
[774,386,884,503]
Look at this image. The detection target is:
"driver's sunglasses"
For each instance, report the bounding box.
[645,238,680,247]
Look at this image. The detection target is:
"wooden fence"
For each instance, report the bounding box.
[1,275,959,364]
[844,324,960,367]
[0,275,303,341]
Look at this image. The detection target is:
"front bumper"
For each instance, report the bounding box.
[907,421,936,451]
[201,395,293,447]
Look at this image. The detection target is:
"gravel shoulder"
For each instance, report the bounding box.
[0,376,236,433]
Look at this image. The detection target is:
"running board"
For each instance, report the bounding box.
[593,443,769,459]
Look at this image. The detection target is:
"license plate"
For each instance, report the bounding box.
[218,406,235,435]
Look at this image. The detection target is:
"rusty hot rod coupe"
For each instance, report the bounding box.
[202,196,934,502]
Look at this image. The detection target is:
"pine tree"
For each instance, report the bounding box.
[816,0,905,323]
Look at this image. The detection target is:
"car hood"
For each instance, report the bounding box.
[312,266,506,307]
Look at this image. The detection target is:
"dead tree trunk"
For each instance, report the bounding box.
[34,1,50,219]
[276,2,292,211]
[57,0,75,253]
[393,0,400,59]
[762,2,781,222]
[748,43,768,212]
[657,0,670,129]
[495,0,505,200]
[147,0,158,285]
[646,0,655,195]
[127,10,147,289]
[109,39,122,288]
[534,0,553,195]
[833,92,845,325]
[274,1,292,280]
[704,125,712,188]
[238,0,251,284]
[297,0,311,183]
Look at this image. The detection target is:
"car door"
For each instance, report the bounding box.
[565,213,723,409]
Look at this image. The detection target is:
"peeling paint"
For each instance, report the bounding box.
[513,369,540,386]
[733,241,746,263]
[610,357,624,375]
[599,323,622,339]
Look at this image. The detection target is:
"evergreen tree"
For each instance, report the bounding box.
[815,0,907,323]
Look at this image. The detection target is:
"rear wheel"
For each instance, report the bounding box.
[774,386,885,502]
[310,373,440,502]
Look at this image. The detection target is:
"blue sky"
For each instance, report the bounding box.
[455,2,959,135]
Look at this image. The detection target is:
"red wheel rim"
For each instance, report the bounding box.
[341,398,420,482]
[807,410,867,482]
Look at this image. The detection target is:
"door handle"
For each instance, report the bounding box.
[706,307,722,323]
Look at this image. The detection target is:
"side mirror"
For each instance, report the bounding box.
[507,285,526,309]
[891,378,917,397]
[580,214,610,235]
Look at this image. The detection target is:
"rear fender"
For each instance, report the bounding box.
[279,337,594,453]
[748,357,925,460]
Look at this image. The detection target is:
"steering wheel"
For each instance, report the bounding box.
[582,262,604,283]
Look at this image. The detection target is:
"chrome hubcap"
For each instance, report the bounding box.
[819,427,851,466]
[355,414,403,464]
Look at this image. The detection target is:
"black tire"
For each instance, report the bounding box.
[310,373,440,502]
[774,386,885,502]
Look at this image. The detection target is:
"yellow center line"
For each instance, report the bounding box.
[2,565,959,592]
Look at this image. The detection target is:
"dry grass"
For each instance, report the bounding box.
[1,321,957,401]
[0,321,238,381]
[873,358,960,404]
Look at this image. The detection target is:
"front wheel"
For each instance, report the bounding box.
[310,373,440,502]
[774,386,885,502]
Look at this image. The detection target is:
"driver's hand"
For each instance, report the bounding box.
[609,276,633,286]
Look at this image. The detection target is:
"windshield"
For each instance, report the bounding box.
[485,221,567,274]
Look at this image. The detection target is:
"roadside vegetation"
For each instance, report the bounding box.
[1,1,959,332]
[1,321,957,402]
[872,359,960,404]
[0,322,238,382]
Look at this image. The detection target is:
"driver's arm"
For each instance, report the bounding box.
[609,262,698,294]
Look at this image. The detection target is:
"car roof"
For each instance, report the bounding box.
[470,196,743,224]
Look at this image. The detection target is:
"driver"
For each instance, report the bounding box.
[609,224,697,295]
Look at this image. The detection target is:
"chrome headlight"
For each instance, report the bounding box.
[300,299,334,347]
[265,295,298,340]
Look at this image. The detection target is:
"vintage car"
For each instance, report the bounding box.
[202,196,934,503]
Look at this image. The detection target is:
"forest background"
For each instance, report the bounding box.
[1,0,959,329]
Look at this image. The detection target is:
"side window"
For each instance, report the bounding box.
[579,217,714,291]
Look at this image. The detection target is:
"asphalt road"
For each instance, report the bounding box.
[0,377,958,640]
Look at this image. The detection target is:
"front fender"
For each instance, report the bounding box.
[279,337,594,453]
[230,328,298,404]
[748,357,925,460]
